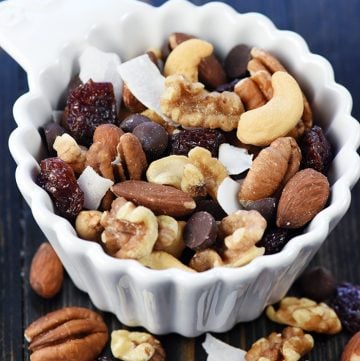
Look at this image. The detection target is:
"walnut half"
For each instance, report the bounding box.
[245,326,314,361]
[101,197,158,260]
[160,74,244,131]
[266,297,342,334]
[111,329,165,361]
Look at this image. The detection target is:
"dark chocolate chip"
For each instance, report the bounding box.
[120,114,151,133]
[132,122,168,160]
[240,198,277,224]
[297,266,336,302]
[40,122,66,156]
[184,211,217,251]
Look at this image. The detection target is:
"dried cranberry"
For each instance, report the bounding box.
[171,128,226,157]
[65,80,118,146]
[300,125,333,174]
[67,75,83,94]
[36,158,84,219]
[331,282,360,334]
[257,228,290,255]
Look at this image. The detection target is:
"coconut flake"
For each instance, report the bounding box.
[217,176,242,215]
[79,46,122,108]
[118,54,168,119]
[77,166,114,210]
[218,143,253,175]
[202,333,246,361]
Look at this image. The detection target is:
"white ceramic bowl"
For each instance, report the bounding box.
[2,0,360,337]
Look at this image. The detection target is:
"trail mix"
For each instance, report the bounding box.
[37,33,333,272]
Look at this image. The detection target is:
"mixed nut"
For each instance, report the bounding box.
[25,258,360,360]
[13,17,355,359]
[35,32,335,273]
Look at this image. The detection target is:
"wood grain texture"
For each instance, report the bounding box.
[0,1,359,360]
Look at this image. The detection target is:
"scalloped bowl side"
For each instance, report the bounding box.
[7,0,360,336]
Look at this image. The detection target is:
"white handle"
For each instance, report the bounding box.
[0,0,149,79]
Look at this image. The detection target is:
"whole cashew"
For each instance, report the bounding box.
[164,38,213,82]
[237,71,304,146]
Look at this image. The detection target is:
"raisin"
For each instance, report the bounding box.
[37,158,84,220]
[97,357,116,361]
[65,80,118,146]
[171,128,226,157]
[257,227,290,255]
[300,125,332,174]
[215,78,240,93]
[331,282,360,334]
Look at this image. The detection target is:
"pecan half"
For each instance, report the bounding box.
[24,307,108,361]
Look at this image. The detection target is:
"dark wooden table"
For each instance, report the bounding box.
[1,1,359,360]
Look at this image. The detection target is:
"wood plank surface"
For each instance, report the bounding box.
[0,1,359,360]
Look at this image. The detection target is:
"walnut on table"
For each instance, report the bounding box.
[266,297,342,334]
[245,326,314,361]
[111,329,165,361]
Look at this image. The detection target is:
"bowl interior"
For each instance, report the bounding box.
[11,1,360,280]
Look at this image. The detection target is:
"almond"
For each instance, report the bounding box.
[341,332,360,361]
[111,180,196,217]
[168,32,227,89]
[276,168,330,228]
[29,242,64,299]
[198,54,228,89]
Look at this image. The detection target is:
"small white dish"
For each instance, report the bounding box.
[1,0,359,336]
